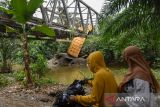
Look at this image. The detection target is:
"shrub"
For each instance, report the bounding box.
[13,71,26,81]
[57,42,70,53]
[30,54,47,78]
[153,69,160,80]
[35,77,56,85]
[81,36,103,54]
[0,74,9,87]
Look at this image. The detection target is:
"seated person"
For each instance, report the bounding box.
[70,51,118,107]
[119,46,160,107]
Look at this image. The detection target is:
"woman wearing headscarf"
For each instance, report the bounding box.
[70,51,118,107]
[119,46,160,107]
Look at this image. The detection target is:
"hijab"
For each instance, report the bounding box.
[87,51,106,73]
[119,46,159,93]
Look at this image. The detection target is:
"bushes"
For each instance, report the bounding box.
[13,71,26,81]
[81,36,122,65]
[13,54,56,86]
[35,77,56,85]
[30,54,47,78]
[153,69,160,80]
[57,42,70,53]
[13,70,56,85]
[81,36,103,55]
[0,74,9,87]
[82,34,160,67]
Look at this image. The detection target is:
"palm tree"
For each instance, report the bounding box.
[99,0,160,66]
[101,0,160,35]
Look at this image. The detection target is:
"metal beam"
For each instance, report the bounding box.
[67,0,76,8]
[95,13,99,34]
[72,0,78,27]
[67,6,86,8]
[84,18,96,20]
[61,0,70,27]
[89,9,93,33]
[77,0,84,33]
[40,5,49,24]
[68,12,93,14]
[49,0,58,25]
[85,9,89,33]
[38,0,100,35]
[81,8,87,12]
[78,0,99,15]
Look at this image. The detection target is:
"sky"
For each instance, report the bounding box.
[0,0,105,24]
[82,0,105,13]
[0,0,105,13]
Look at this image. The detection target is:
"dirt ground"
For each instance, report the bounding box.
[0,83,67,107]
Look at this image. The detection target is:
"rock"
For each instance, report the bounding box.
[69,58,86,66]
[48,92,56,97]
[39,97,51,102]
[47,53,87,69]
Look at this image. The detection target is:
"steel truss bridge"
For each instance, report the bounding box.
[0,0,100,40]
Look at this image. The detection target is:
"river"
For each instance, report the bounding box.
[45,66,126,85]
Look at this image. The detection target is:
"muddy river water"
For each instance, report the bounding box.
[45,66,125,85]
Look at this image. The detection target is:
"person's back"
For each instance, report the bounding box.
[70,51,118,107]
[98,68,118,93]
[119,46,160,107]
[96,68,118,106]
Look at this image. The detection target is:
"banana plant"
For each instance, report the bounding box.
[8,0,55,85]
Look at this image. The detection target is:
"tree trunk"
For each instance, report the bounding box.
[22,25,33,85]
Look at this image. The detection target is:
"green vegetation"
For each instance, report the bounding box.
[81,36,123,65]
[0,37,19,72]
[153,69,160,80]
[10,0,55,85]
[0,0,160,87]
[0,0,55,85]
[0,73,15,87]
[0,74,9,87]
[34,77,57,85]
[13,70,56,86]
[13,51,56,86]
[14,71,26,81]
[97,0,160,67]
[57,42,70,53]
[30,54,47,78]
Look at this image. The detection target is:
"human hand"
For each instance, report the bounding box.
[80,78,93,84]
[69,95,76,102]
[80,78,89,84]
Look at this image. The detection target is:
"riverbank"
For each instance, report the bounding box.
[0,66,159,107]
[0,82,67,107]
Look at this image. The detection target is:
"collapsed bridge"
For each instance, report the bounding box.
[0,0,100,40]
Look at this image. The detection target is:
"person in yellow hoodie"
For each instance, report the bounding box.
[70,51,118,107]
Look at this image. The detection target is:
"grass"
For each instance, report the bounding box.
[0,71,57,88]
[153,69,160,80]
[0,73,14,87]
[34,77,57,85]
